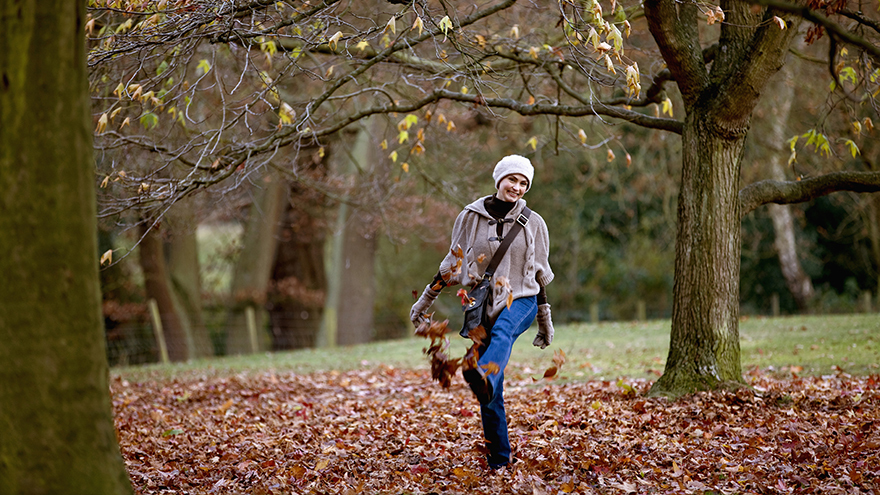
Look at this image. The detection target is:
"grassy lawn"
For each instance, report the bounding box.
[112,313,880,384]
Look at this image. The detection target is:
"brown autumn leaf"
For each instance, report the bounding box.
[553,349,566,368]
[481,362,501,376]
[466,324,487,347]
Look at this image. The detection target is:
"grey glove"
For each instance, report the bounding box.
[533,303,554,349]
[410,284,441,328]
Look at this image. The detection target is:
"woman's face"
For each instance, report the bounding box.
[497,173,529,202]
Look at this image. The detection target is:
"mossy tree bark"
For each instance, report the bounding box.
[645,0,801,397]
[0,0,133,492]
[652,111,748,395]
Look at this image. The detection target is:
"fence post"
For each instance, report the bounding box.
[245,306,259,354]
[148,299,170,364]
[861,291,873,313]
[636,300,646,321]
[771,293,780,317]
[590,302,599,324]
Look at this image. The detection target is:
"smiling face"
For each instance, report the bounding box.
[496,173,529,202]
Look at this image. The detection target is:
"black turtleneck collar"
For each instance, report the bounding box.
[484,195,516,220]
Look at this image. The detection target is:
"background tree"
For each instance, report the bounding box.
[87,0,880,395]
[0,0,133,492]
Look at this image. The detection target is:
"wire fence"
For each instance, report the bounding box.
[105,306,410,367]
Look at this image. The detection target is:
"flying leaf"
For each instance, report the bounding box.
[526,136,538,150]
[553,349,566,368]
[543,366,558,379]
[481,362,501,376]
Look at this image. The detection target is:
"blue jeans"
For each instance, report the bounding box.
[476,295,537,468]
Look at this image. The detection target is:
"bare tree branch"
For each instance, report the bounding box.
[739,171,880,218]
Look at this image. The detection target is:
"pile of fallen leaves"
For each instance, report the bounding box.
[112,369,879,494]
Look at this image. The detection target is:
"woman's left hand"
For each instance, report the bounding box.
[533,303,554,349]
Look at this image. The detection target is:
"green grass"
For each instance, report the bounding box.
[111,314,880,384]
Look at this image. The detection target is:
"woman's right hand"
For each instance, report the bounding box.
[410,284,441,328]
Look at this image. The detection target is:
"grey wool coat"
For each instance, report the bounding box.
[438,196,554,324]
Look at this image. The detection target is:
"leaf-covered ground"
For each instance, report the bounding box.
[113,368,879,494]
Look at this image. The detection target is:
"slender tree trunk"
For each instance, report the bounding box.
[327,126,377,346]
[337,210,377,345]
[140,223,191,362]
[650,111,746,396]
[869,195,880,309]
[0,1,133,492]
[167,203,213,357]
[225,175,287,354]
[764,54,814,311]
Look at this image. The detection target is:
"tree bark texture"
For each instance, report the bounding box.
[646,0,800,396]
[0,1,133,493]
[651,111,747,395]
[140,223,191,362]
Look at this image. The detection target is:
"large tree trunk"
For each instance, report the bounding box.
[645,0,800,397]
[650,111,747,396]
[140,223,192,362]
[0,1,133,492]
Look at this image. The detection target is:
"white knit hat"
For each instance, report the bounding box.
[492,155,534,192]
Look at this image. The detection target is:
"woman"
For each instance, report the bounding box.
[410,154,555,470]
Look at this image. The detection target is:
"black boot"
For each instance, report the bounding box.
[462,367,493,405]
